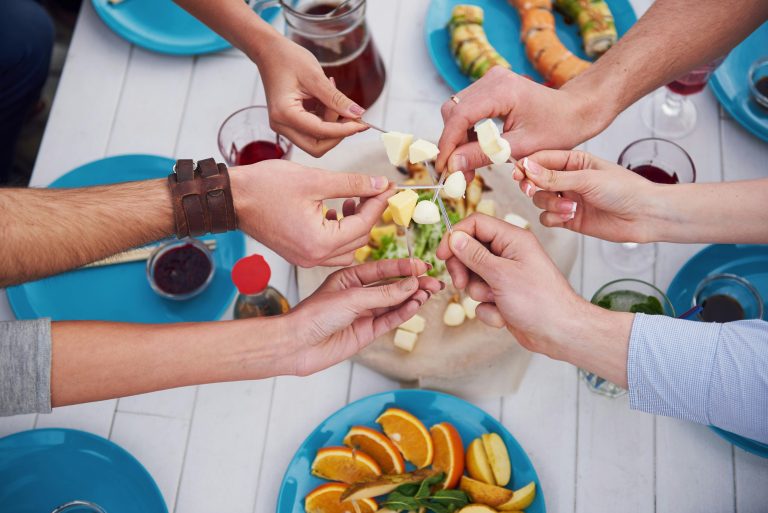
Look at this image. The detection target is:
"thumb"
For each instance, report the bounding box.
[317,171,390,199]
[448,142,492,175]
[448,231,502,285]
[521,157,591,193]
[312,75,366,119]
[345,276,420,314]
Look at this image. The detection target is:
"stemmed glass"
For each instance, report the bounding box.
[642,58,725,138]
[601,138,696,273]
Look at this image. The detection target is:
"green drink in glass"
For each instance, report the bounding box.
[580,279,676,398]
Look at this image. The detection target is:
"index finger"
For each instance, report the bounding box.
[328,258,431,290]
[436,213,527,262]
[516,150,600,173]
[334,188,396,240]
[436,94,499,171]
[281,110,366,139]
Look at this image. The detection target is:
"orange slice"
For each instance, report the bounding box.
[430,422,465,489]
[376,408,434,468]
[343,426,406,474]
[305,483,378,513]
[311,447,381,483]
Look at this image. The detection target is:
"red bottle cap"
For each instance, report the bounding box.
[231,254,271,295]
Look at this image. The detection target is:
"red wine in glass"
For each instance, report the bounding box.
[233,140,286,165]
[666,80,708,95]
[629,164,680,184]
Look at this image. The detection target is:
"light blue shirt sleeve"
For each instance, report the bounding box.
[627,313,768,443]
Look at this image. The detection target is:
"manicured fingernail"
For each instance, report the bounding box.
[524,182,534,197]
[563,201,577,213]
[425,262,433,270]
[349,104,365,117]
[450,154,467,172]
[329,76,336,86]
[450,231,468,251]
[524,158,543,176]
[439,280,446,290]
[561,212,575,221]
[425,290,433,299]
[371,176,388,189]
[400,276,418,291]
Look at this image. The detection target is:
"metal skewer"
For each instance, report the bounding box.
[356,119,386,133]
[396,184,445,190]
[425,162,454,233]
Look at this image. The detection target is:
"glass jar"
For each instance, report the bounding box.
[255,0,386,109]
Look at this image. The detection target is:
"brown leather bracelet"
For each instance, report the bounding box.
[168,158,238,238]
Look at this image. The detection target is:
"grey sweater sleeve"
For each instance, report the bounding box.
[0,318,52,416]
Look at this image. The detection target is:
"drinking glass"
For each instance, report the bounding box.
[693,273,764,322]
[601,138,696,273]
[253,0,386,109]
[642,58,725,138]
[218,105,292,166]
[580,278,676,398]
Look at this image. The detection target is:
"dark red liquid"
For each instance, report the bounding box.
[234,140,286,165]
[756,77,768,97]
[153,244,212,296]
[630,164,679,184]
[293,3,386,109]
[701,294,745,322]
[666,80,707,95]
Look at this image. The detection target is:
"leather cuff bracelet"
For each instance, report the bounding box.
[168,158,238,238]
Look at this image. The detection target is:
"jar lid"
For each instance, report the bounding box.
[231,254,271,295]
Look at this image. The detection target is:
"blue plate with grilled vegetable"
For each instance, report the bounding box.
[426,0,636,91]
[277,389,545,513]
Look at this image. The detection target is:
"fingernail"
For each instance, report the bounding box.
[400,276,417,291]
[564,201,577,213]
[425,262,433,270]
[371,176,388,189]
[329,76,336,86]
[450,154,467,172]
[524,158,543,176]
[439,281,446,290]
[561,212,575,221]
[450,231,468,251]
[524,182,534,197]
[425,290,433,299]
[349,104,365,117]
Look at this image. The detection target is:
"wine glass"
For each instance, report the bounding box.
[580,278,675,398]
[642,58,725,138]
[601,138,696,273]
[217,105,292,166]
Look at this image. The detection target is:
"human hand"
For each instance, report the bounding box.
[435,214,632,386]
[255,36,367,157]
[230,160,394,267]
[514,150,661,243]
[281,259,442,376]
[436,67,613,177]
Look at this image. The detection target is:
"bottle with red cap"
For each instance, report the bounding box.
[232,254,290,319]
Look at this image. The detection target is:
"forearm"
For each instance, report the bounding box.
[549,303,634,389]
[563,0,768,130]
[50,316,289,407]
[173,0,282,63]
[0,180,174,287]
[648,180,768,243]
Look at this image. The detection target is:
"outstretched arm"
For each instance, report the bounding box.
[173,0,367,156]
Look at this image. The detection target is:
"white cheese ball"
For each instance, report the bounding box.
[443,171,467,199]
[411,200,441,224]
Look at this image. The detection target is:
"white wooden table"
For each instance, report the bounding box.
[2,1,768,511]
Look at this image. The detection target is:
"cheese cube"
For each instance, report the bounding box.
[394,329,418,352]
[443,172,467,199]
[504,212,531,230]
[399,314,426,334]
[443,302,466,327]
[408,139,440,164]
[381,206,394,224]
[382,132,414,166]
[370,224,397,246]
[412,200,441,225]
[387,190,419,226]
[476,198,496,217]
[354,245,372,262]
[462,296,481,319]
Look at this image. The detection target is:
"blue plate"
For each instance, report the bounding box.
[666,244,768,457]
[0,428,166,513]
[7,154,245,324]
[710,22,768,143]
[277,389,546,513]
[425,0,637,92]
[91,0,278,55]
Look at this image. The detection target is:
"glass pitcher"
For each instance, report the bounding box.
[254,0,386,109]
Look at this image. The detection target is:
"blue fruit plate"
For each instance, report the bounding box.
[277,389,546,513]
